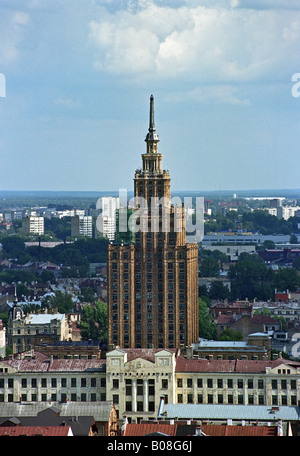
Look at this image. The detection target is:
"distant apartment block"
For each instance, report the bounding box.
[266,204,300,220]
[71,215,93,238]
[56,209,85,219]
[22,216,44,235]
[96,197,120,240]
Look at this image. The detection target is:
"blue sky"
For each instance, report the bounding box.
[0,0,300,193]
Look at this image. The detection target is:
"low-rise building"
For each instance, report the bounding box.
[202,244,256,262]
[188,332,271,360]
[7,299,69,354]
[157,401,298,435]
[1,348,300,427]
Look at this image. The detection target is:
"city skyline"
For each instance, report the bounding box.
[1,0,300,192]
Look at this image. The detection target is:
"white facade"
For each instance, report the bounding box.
[22,216,44,235]
[71,215,93,238]
[202,244,256,261]
[266,206,300,220]
[96,197,120,240]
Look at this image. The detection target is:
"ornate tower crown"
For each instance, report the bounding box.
[145,94,159,148]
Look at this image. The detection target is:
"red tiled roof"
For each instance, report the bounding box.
[2,351,106,373]
[123,423,177,436]
[124,348,179,363]
[175,357,300,373]
[0,426,72,436]
[202,424,277,437]
[216,314,235,324]
[49,358,106,372]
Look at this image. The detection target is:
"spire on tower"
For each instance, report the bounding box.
[145,94,159,143]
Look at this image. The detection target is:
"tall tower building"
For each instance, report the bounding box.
[107,95,198,349]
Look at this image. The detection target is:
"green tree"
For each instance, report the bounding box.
[290,234,298,244]
[228,253,274,300]
[42,291,74,314]
[208,281,231,300]
[273,268,300,292]
[198,298,217,340]
[219,328,243,341]
[293,257,300,271]
[199,257,220,278]
[78,301,108,342]
[79,287,95,304]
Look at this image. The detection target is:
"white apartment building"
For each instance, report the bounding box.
[96,197,120,240]
[71,215,93,238]
[22,216,44,235]
[266,206,300,221]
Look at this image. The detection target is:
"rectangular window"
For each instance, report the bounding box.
[162,379,168,389]
[113,394,119,404]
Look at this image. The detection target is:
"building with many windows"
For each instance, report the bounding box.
[6,298,69,354]
[71,215,93,238]
[1,348,300,425]
[107,95,198,349]
[22,216,44,235]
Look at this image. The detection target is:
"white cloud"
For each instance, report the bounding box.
[165,85,250,105]
[54,98,81,109]
[0,10,30,65]
[88,1,300,83]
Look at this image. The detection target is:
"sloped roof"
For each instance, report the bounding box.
[2,351,106,373]
[24,313,64,324]
[124,348,178,363]
[175,357,300,373]
[158,403,300,422]
[201,424,277,437]
[123,423,177,436]
[0,425,72,436]
[0,401,114,423]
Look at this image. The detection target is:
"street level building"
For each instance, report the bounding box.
[1,348,300,425]
[107,95,198,349]
[7,298,68,354]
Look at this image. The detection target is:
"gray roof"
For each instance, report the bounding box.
[24,313,64,324]
[0,401,114,422]
[158,403,300,422]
